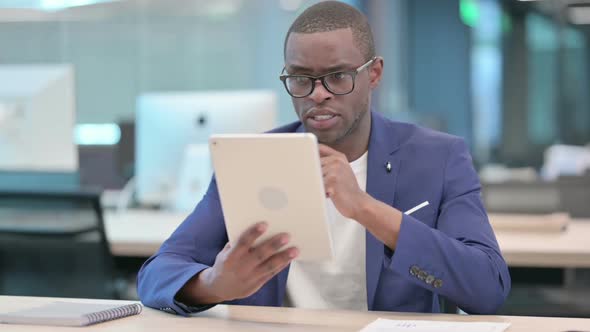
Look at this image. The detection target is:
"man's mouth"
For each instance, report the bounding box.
[310,114,336,121]
[304,110,340,130]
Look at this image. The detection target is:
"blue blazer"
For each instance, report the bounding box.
[137,111,511,315]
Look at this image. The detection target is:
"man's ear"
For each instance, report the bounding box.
[369,57,384,89]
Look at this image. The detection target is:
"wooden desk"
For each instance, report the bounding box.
[2,296,589,331]
[103,210,185,257]
[495,220,590,268]
[104,210,590,268]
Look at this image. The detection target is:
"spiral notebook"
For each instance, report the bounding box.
[0,301,142,327]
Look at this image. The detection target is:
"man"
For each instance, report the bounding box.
[138,1,510,315]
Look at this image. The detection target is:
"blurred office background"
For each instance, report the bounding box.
[1,0,589,318]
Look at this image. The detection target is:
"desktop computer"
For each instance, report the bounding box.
[135,90,277,210]
[0,65,79,191]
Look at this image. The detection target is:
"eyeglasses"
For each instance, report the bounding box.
[279,57,376,98]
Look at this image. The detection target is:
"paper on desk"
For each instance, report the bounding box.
[359,319,510,332]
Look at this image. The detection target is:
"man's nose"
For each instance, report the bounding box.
[307,79,333,103]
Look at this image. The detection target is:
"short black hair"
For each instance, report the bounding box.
[284,1,376,61]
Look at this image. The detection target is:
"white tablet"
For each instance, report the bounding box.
[209,133,333,261]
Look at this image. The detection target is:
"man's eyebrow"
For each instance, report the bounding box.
[285,64,310,73]
[285,63,356,74]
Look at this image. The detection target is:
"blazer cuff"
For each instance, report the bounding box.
[173,299,217,315]
[383,214,444,291]
[164,263,213,316]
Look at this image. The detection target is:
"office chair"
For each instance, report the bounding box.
[0,190,120,299]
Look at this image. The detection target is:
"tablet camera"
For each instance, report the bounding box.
[258,187,288,211]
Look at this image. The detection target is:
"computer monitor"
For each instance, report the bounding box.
[0,65,78,173]
[135,90,278,208]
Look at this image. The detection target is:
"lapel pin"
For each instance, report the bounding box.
[385,161,392,173]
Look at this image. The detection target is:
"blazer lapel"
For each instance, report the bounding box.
[365,111,403,310]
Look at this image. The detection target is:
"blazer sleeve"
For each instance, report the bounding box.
[137,177,228,316]
[386,138,511,314]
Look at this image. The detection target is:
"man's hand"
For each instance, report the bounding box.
[319,144,368,219]
[178,222,298,305]
[319,144,403,250]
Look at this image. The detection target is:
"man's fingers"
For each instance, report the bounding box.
[242,252,294,300]
[322,164,337,198]
[254,258,293,288]
[252,247,299,279]
[320,155,340,168]
[243,233,291,270]
[321,162,339,177]
[318,144,341,158]
[234,222,268,254]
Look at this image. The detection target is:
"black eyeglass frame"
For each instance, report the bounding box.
[279,57,377,98]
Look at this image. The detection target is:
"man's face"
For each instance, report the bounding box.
[284,28,380,145]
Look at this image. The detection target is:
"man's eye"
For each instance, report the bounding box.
[293,77,309,85]
[331,72,346,80]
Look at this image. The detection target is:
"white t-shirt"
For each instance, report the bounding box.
[285,151,368,310]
